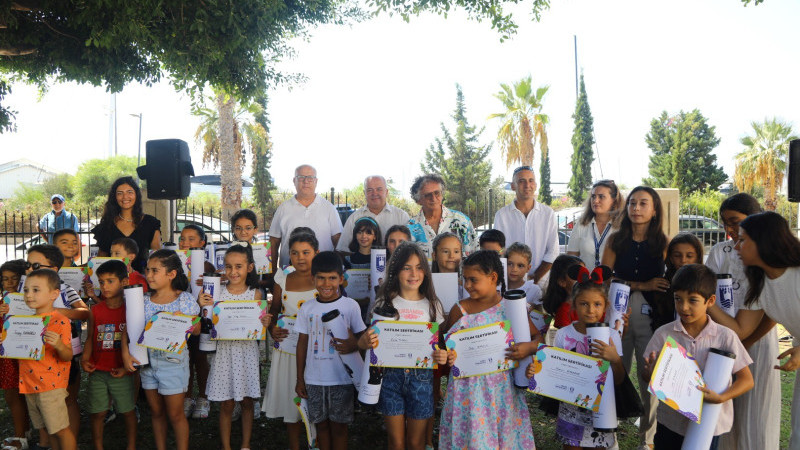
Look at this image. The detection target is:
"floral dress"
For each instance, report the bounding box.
[439,301,536,449]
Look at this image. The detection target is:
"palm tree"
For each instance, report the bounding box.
[488,76,550,170]
[734,118,798,211]
[193,91,271,219]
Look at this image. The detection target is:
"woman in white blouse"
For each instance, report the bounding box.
[567,180,624,268]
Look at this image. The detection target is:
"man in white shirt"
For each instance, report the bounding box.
[493,166,559,283]
[336,175,410,252]
[269,164,343,271]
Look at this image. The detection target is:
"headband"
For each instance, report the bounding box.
[355,216,379,228]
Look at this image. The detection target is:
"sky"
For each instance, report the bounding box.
[1,0,799,199]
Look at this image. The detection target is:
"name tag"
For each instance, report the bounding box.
[641,304,652,316]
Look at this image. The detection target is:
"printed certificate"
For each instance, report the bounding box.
[175,250,192,279]
[344,269,370,300]
[432,273,460,314]
[294,396,317,450]
[527,344,611,412]
[648,336,705,423]
[137,312,199,354]
[272,314,299,355]
[528,309,552,336]
[0,315,50,360]
[3,293,36,316]
[251,243,272,275]
[58,267,86,298]
[211,300,268,340]
[83,257,124,296]
[445,320,516,379]
[369,320,439,369]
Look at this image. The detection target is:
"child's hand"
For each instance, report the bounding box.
[447,349,457,366]
[505,342,537,361]
[358,329,378,350]
[642,277,670,293]
[642,350,658,381]
[776,345,800,371]
[110,367,127,378]
[260,313,273,329]
[433,348,448,365]
[697,385,726,404]
[195,274,204,287]
[525,363,536,379]
[197,292,213,307]
[270,326,289,343]
[80,355,96,373]
[295,379,308,399]
[42,331,64,349]
[591,338,621,364]
[0,303,9,316]
[121,351,140,373]
[83,281,99,301]
[332,329,358,354]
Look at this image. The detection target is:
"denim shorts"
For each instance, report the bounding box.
[140,349,189,396]
[378,368,434,419]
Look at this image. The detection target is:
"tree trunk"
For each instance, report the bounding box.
[217,92,241,220]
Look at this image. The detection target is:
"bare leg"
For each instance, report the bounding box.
[219,400,234,450]
[195,353,209,400]
[66,380,80,439]
[329,421,348,450]
[52,426,76,450]
[3,388,29,440]
[163,393,190,450]
[287,421,303,450]
[89,412,106,450]
[144,390,168,450]
[315,420,331,450]
[405,417,428,450]
[121,410,137,450]
[241,398,254,450]
[384,415,406,450]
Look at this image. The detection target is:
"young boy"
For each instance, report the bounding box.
[19,269,77,450]
[505,242,542,306]
[643,264,754,449]
[295,251,366,450]
[110,238,148,291]
[81,260,137,450]
[478,228,505,253]
[53,229,80,267]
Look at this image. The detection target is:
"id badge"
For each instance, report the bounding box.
[71,336,83,356]
[640,304,652,316]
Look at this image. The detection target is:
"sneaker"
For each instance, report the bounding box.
[104,407,117,424]
[253,400,260,419]
[2,437,29,449]
[192,397,210,419]
[183,397,195,418]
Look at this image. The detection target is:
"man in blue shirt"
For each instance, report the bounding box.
[38,194,80,243]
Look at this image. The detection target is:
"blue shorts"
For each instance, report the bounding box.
[140,349,189,396]
[378,368,434,419]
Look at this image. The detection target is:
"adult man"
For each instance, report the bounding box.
[38,194,80,243]
[269,165,342,272]
[493,166,558,284]
[336,175,410,252]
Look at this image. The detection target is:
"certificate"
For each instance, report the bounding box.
[648,336,705,423]
[444,320,516,378]
[251,243,272,275]
[527,344,611,412]
[432,272,460,314]
[294,396,317,450]
[0,315,50,360]
[175,250,192,279]
[137,312,199,354]
[58,267,86,298]
[528,309,552,336]
[3,293,36,316]
[211,301,268,340]
[344,269,370,300]
[272,314,299,355]
[369,321,439,369]
[83,257,124,296]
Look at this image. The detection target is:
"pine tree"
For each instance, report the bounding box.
[568,74,595,204]
[539,152,552,205]
[251,94,275,219]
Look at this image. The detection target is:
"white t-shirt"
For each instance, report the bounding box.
[567,218,615,269]
[336,204,410,252]
[517,280,543,306]
[294,296,366,386]
[705,240,748,316]
[391,295,444,324]
[493,201,559,277]
[269,195,343,268]
[760,266,800,338]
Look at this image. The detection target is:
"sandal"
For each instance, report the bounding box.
[2,437,28,450]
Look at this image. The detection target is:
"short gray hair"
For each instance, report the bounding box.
[410,174,445,202]
[294,164,317,177]
[363,175,387,192]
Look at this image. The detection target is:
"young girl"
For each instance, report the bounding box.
[542,254,585,330]
[122,250,200,450]
[529,265,629,449]
[231,209,259,243]
[263,230,319,450]
[601,186,668,449]
[358,242,446,450]
[704,194,779,450]
[384,225,411,260]
[345,217,381,319]
[438,250,539,448]
[0,259,30,450]
[179,224,215,419]
[567,179,624,268]
[199,244,272,450]
[431,232,462,274]
[650,233,703,330]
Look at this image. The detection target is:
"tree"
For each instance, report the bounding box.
[70,156,141,208]
[568,74,594,204]
[734,118,799,210]
[489,76,549,170]
[643,109,727,195]
[539,152,552,205]
[251,94,276,220]
[421,84,493,218]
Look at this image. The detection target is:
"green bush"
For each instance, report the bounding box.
[680,189,725,217]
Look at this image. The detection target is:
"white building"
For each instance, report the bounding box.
[0,159,62,200]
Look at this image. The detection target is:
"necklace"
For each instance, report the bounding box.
[118,214,133,223]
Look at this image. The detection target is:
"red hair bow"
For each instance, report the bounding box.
[569,265,612,285]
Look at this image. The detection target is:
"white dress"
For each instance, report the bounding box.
[261,269,316,422]
[206,286,262,402]
[707,241,780,449]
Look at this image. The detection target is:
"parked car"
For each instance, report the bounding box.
[0,222,95,265]
[173,214,232,244]
[678,214,727,246]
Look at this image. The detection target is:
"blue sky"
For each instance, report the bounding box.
[1,0,798,198]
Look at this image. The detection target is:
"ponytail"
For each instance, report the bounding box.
[149,249,190,292]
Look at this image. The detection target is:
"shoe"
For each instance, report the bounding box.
[253,400,260,419]
[104,407,117,424]
[192,397,210,419]
[2,437,28,449]
[231,402,242,422]
[183,397,196,418]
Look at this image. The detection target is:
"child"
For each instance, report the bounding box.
[199,244,272,450]
[231,209,260,243]
[0,260,30,450]
[651,233,703,330]
[384,225,411,260]
[80,260,137,450]
[263,230,319,450]
[643,264,754,449]
[295,251,366,450]
[478,228,505,253]
[431,232,462,274]
[505,242,543,306]
[122,250,200,450]
[358,242,447,450]
[438,250,539,448]
[53,228,80,267]
[542,254,585,329]
[110,237,148,291]
[19,269,77,450]
[345,217,381,319]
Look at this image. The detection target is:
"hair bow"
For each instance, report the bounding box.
[568,265,612,285]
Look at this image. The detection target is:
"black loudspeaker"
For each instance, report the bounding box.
[789,139,800,202]
[136,139,195,200]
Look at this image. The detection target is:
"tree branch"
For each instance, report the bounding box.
[0,46,37,56]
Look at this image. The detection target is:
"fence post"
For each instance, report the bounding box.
[330,187,335,204]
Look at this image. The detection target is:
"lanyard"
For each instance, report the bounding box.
[593,222,612,267]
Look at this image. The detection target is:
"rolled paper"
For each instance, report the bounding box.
[716,274,735,317]
[321,310,364,391]
[606,280,630,338]
[500,257,508,291]
[123,284,149,366]
[357,304,396,405]
[199,274,221,352]
[369,248,387,312]
[586,323,617,431]
[214,242,230,272]
[17,275,25,293]
[162,242,178,251]
[204,241,216,265]
[502,289,531,388]
[190,247,205,297]
[683,348,736,449]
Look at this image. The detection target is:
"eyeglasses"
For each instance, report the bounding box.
[51,199,63,204]
[234,226,255,232]
[295,175,317,183]
[25,262,57,270]
[422,190,443,200]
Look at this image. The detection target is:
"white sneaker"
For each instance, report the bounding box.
[253,400,260,419]
[192,397,210,419]
[183,397,195,418]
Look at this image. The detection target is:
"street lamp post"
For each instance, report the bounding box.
[130,113,142,166]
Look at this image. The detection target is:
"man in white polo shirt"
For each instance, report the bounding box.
[336,175,410,252]
[269,164,343,272]
[494,166,559,284]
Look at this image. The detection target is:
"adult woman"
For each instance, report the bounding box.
[601,186,668,449]
[92,176,161,272]
[567,179,624,268]
[708,211,800,449]
[407,174,477,260]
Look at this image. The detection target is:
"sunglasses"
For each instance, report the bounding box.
[25,262,58,270]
